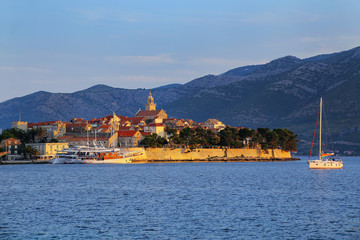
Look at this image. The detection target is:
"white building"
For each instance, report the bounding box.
[26,142,69,160]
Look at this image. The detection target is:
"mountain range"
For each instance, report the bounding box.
[1,46,360,154]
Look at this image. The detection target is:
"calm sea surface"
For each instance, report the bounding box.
[1,157,359,239]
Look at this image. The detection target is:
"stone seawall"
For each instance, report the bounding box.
[128,147,294,162]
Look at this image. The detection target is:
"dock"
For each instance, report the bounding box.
[0,160,51,165]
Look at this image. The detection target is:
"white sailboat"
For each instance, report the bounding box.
[307,97,343,169]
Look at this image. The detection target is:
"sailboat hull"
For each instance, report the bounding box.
[308,159,343,169]
[83,157,133,164]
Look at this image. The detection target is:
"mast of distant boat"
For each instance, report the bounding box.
[86,121,89,147]
[319,97,322,161]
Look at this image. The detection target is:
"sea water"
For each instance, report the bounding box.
[0,157,359,239]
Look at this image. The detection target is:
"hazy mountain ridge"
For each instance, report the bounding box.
[161,46,360,153]
[1,46,360,154]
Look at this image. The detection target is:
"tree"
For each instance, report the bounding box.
[257,128,279,150]
[218,126,241,147]
[203,129,219,146]
[23,127,47,143]
[194,128,208,146]
[249,131,263,148]
[36,127,47,143]
[165,126,177,136]
[165,127,219,148]
[179,127,197,148]
[139,134,168,148]
[273,128,298,151]
[23,145,40,159]
[165,127,181,146]
[238,128,264,148]
[179,127,195,141]
[0,130,16,141]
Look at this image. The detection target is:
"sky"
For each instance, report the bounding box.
[1,0,360,102]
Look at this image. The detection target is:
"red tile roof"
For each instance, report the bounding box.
[118,126,132,131]
[1,138,21,145]
[136,110,161,117]
[33,121,59,126]
[117,130,139,137]
[122,117,146,124]
[89,118,105,124]
[58,135,74,140]
[67,137,109,142]
[99,124,111,129]
[70,118,86,123]
[28,121,61,128]
[148,123,165,127]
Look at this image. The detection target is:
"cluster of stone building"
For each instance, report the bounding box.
[1,92,226,161]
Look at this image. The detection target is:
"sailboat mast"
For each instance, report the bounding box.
[86,121,89,147]
[319,97,322,160]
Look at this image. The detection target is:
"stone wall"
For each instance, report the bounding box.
[128,147,292,161]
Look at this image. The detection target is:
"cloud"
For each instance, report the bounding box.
[105,54,176,65]
[0,66,50,73]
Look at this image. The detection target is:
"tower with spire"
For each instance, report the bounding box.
[135,90,168,121]
[145,91,156,111]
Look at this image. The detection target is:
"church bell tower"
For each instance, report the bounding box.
[145,91,156,111]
